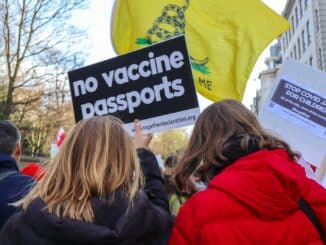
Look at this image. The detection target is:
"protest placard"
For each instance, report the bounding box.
[68,36,200,134]
[268,79,325,138]
[259,60,326,167]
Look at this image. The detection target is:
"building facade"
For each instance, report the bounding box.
[253,43,282,114]
[253,0,326,114]
[280,0,326,70]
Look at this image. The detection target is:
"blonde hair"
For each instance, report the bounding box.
[17,116,143,222]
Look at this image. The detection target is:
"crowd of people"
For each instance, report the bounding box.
[0,99,325,244]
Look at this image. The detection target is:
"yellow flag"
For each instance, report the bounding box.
[111,0,289,101]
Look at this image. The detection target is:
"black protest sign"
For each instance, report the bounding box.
[68,36,199,133]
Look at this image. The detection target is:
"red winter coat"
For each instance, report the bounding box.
[169,149,326,245]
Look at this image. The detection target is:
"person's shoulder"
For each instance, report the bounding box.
[0,211,25,241]
[3,210,23,227]
[11,172,34,182]
[6,173,35,188]
[181,182,239,220]
[180,187,222,213]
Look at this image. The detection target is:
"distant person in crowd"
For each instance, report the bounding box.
[164,156,186,217]
[0,116,172,244]
[169,99,326,244]
[20,162,45,181]
[0,121,34,230]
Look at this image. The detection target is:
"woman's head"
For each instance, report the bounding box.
[18,116,142,222]
[174,99,299,194]
[164,156,178,169]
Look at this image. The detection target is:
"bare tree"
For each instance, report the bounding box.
[0,0,87,119]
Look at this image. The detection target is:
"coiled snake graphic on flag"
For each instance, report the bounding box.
[136,0,210,75]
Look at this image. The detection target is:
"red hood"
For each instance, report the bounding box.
[209,149,306,220]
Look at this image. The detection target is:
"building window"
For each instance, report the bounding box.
[305,0,308,10]
[309,56,313,66]
[283,36,286,51]
[294,45,297,60]
[297,38,301,59]
[299,0,303,18]
[319,48,323,70]
[295,7,299,27]
[287,31,290,45]
[291,16,295,34]
[306,21,311,45]
[301,30,306,52]
[315,9,320,32]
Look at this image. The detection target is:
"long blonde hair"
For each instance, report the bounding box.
[17,116,143,222]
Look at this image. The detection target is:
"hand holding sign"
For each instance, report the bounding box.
[134,119,153,149]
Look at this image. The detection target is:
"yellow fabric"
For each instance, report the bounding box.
[111,0,289,101]
[169,194,186,216]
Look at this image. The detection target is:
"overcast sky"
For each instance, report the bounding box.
[72,0,287,108]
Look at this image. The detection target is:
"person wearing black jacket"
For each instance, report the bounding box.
[0,120,34,230]
[0,116,172,244]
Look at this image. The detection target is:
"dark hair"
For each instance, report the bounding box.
[164,156,178,169]
[163,156,188,200]
[0,120,21,155]
[174,99,300,194]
